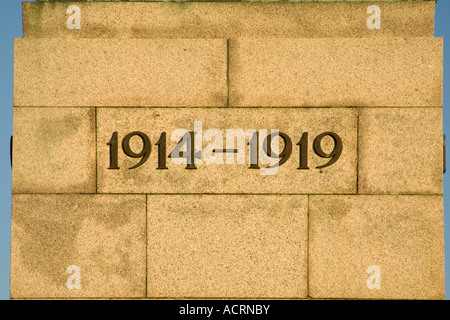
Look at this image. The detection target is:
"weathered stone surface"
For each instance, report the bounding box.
[14,39,227,107]
[229,38,442,107]
[12,108,96,194]
[147,195,308,298]
[358,108,443,195]
[12,0,444,302]
[23,1,435,38]
[309,195,444,300]
[97,107,357,194]
[10,194,147,298]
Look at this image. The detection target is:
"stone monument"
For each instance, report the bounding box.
[11,0,444,299]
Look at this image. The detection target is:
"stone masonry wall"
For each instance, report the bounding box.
[11,0,444,299]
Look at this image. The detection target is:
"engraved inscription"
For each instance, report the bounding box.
[107,124,343,176]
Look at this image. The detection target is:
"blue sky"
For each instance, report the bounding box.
[435,0,449,300]
[0,0,448,300]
